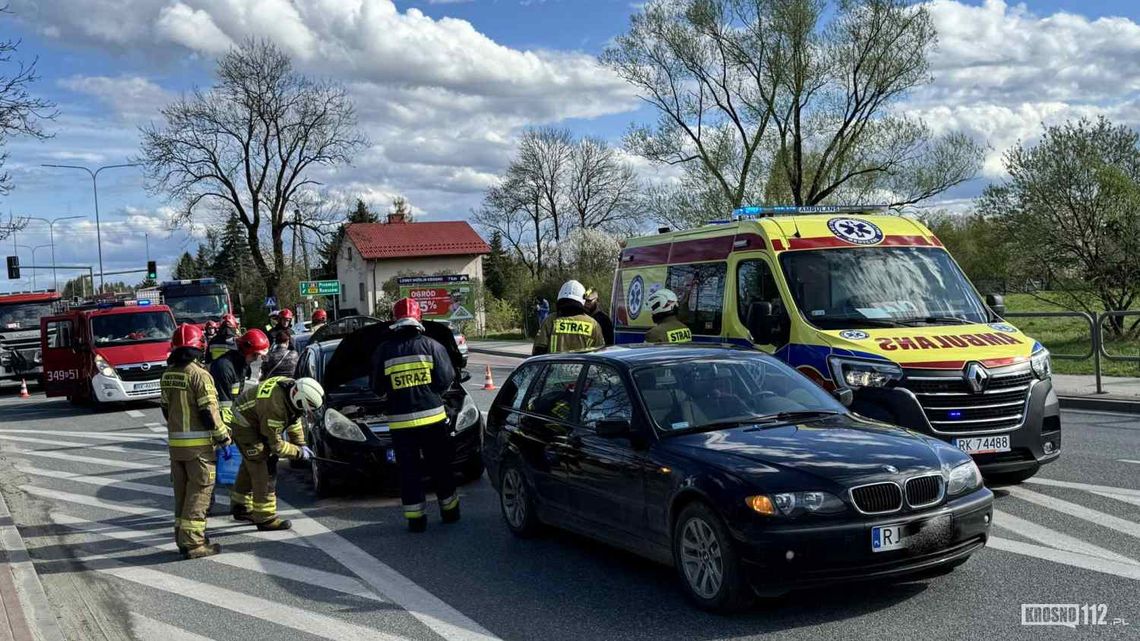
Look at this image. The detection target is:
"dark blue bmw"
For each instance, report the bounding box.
[482,345,993,612]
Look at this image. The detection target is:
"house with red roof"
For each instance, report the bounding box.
[337,212,491,323]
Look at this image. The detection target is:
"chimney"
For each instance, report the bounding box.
[387,212,407,224]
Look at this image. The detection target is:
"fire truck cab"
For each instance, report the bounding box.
[40,298,176,403]
[0,290,62,382]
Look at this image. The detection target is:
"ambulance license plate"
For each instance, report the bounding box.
[954,435,1010,454]
[871,524,906,552]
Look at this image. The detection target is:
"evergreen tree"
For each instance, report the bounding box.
[173,252,198,280]
[194,234,217,276]
[484,231,510,299]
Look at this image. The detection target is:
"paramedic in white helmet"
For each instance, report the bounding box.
[533,280,605,355]
[644,288,693,344]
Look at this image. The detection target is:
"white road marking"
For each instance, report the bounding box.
[51,513,384,603]
[1026,477,1140,498]
[0,429,162,441]
[992,509,1138,566]
[1092,491,1140,509]
[988,536,1140,581]
[125,409,146,418]
[100,566,409,641]
[15,464,168,484]
[21,486,161,517]
[7,448,163,470]
[282,498,503,641]
[0,433,165,455]
[145,422,167,433]
[1005,486,1140,540]
[1120,459,1140,466]
[131,613,218,641]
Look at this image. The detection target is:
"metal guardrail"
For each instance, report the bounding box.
[1006,310,1140,395]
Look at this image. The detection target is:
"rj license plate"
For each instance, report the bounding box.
[954,434,1010,454]
[871,524,906,552]
[134,381,160,392]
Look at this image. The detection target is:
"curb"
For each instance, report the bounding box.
[1058,395,1140,414]
[0,489,64,641]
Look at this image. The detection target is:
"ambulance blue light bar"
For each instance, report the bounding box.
[732,204,889,218]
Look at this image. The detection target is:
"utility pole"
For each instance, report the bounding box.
[26,215,85,291]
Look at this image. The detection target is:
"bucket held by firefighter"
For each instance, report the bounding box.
[216,445,242,486]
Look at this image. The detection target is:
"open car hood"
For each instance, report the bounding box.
[323,320,463,391]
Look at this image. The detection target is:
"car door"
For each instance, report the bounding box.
[558,364,651,537]
[40,315,84,398]
[514,362,584,513]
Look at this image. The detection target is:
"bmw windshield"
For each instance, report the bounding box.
[779,247,992,330]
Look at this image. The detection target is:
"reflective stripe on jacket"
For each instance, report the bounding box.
[371,329,455,430]
[230,377,302,458]
[161,361,226,454]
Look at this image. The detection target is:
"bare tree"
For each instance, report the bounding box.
[0,4,55,197]
[568,137,640,233]
[139,39,366,300]
[603,0,983,228]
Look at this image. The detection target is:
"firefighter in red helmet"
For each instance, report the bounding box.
[269,308,295,351]
[371,298,459,532]
[160,323,230,559]
[310,308,328,334]
[207,313,241,363]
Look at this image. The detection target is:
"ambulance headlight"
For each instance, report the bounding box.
[94,354,118,379]
[322,408,366,442]
[827,357,902,390]
[1030,348,1052,380]
[455,395,480,432]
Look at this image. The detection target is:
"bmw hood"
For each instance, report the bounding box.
[323,320,463,391]
[663,416,954,485]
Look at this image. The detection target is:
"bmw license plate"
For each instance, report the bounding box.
[134,381,160,392]
[871,524,906,552]
[954,435,1010,454]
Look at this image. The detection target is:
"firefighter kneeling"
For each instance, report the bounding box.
[227,376,323,530]
[161,324,231,560]
[372,298,460,533]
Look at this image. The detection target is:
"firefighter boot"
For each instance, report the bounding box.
[231,505,254,523]
[182,543,221,560]
[441,504,461,524]
[407,515,428,533]
[255,518,292,531]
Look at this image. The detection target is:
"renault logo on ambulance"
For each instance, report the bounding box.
[965,362,989,394]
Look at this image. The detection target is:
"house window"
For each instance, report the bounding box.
[359,282,365,303]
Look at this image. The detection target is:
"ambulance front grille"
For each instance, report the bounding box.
[899,366,1033,435]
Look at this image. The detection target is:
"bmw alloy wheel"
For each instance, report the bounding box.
[679,517,724,599]
[501,468,527,528]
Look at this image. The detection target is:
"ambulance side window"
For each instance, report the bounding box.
[666,263,726,335]
[737,259,785,327]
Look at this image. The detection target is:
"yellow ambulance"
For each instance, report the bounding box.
[611,205,1059,482]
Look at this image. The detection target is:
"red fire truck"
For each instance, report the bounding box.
[0,290,62,383]
[40,298,176,404]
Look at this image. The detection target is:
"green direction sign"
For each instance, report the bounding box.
[299,280,342,297]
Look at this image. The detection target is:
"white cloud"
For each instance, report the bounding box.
[58,75,175,122]
[155,3,233,55]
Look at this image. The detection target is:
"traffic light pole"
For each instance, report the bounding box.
[18,265,95,297]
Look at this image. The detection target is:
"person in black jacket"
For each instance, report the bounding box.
[584,288,614,346]
[206,313,240,363]
[371,298,457,532]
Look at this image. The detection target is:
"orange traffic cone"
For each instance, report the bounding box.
[19,379,30,399]
[482,365,496,391]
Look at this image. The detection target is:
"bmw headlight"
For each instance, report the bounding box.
[322,408,366,442]
[946,460,982,495]
[827,356,902,390]
[749,491,846,517]
[1030,348,1052,380]
[94,354,117,378]
[455,395,480,432]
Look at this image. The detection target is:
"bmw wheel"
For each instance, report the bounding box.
[500,462,540,537]
[673,502,751,612]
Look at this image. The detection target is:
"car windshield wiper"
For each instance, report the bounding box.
[682,410,841,433]
[741,410,841,430]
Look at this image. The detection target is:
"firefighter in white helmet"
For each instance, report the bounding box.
[644,288,692,344]
[533,280,605,355]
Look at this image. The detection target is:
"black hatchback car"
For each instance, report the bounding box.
[482,345,993,611]
[297,320,484,496]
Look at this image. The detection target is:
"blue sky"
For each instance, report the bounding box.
[3,0,1140,293]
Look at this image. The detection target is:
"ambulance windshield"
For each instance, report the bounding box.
[779,247,991,329]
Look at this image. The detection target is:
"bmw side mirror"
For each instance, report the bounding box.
[747,301,774,344]
[459,370,471,383]
[595,419,632,438]
[985,294,1006,318]
[832,388,854,407]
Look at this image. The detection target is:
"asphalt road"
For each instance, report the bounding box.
[0,355,1137,641]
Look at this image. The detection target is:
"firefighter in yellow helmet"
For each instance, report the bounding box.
[228,376,323,530]
[533,280,605,355]
[161,323,231,559]
[643,288,693,344]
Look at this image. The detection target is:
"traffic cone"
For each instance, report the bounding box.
[19,379,30,399]
[482,365,496,391]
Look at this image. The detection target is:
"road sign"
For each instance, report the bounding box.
[299,280,342,297]
[449,305,474,321]
[264,296,277,308]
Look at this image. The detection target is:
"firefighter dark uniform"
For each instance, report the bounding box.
[228,377,308,529]
[533,314,604,354]
[161,347,229,558]
[207,332,237,363]
[645,315,693,344]
[372,302,459,531]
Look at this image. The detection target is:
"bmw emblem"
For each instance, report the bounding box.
[839,330,869,340]
[627,275,645,320]
[882,465,899,474]
[827,218,884,245]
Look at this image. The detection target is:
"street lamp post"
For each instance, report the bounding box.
[41,163,141,293]
[25,215,85,291]
[13,244,50,289]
